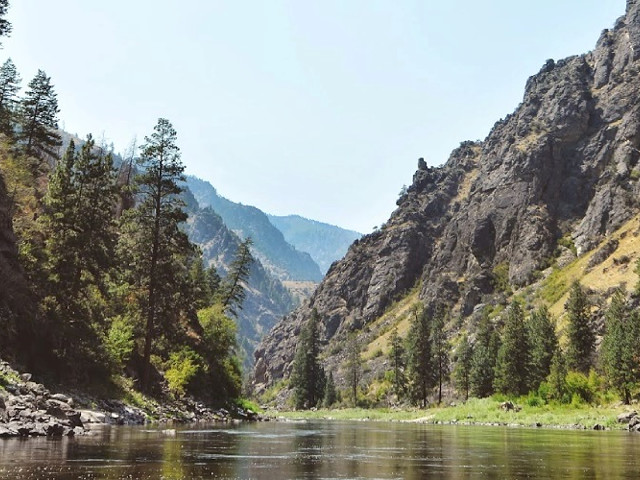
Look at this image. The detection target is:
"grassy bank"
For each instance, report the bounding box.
[271,398,635,430]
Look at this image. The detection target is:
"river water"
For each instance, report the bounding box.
[0,420,639,479]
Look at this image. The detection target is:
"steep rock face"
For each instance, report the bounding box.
[253,1,640,391]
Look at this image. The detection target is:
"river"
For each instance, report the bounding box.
[0,420,639,479]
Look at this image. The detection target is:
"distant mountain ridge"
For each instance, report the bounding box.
[181,187,295,367]
[186,176,323,283]
[267,214,361,273]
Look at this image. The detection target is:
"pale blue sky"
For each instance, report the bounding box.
[4,1,626,233]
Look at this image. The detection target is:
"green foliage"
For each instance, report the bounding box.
[388,327,406,398]
[600,290,640,404]
[0,58,20,136]
[19,69,61,162]
[527,305,558,391]
[406,305,433,407]
[545,349,568,402]
[494,301,530,396]
[453,334,473,401]
[165,347,202,397]
[565,281,595,374]
[343,333,363,407]
[556,233,577,256]
[220,237,254,317]
[291,309,325,409]
[469,314,500,398]
[323,371,338,407]
[564,371,592,404]
[431,306,449,404]
[491,261,511,294]
[105,315,135,370]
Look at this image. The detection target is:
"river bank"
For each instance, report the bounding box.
[0,361,261,438]
[270,398,640,432]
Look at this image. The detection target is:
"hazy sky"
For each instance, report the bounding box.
[4,1,626,233]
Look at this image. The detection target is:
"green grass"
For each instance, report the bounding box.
[272,398,631,430]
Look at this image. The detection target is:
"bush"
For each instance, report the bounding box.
[165,347,202,397]
[104,315,135,370]
[565,371,592,404]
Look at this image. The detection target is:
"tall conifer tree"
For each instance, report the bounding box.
[0,58,20,137]
[119,118,193,391]
[494,301,530,396]
[601,290,640,404]
[20,70,61,162]
[565,281,594,374]
[291,309,325,409]
[406,306,433,407]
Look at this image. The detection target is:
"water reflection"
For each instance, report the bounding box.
[0,421,639,479]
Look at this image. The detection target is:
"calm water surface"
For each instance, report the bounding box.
[0,421,639,479]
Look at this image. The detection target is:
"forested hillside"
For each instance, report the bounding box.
[0,5,253,404]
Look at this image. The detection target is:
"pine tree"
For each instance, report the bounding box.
[469,314,500,398]
[0,1,11,41]
[565,281,594,374]
[344,333,362,407]
[323,371,338,407]
[291,309,325,409]
[601,290,640,404]
[494,301,530,396]
[431,306,449,405]
[41,136,118,376]
[220,237,253,317]
[0,58,20,137]
[388,327,406,398]
[406,305,433,407]
[527,305,558,391]
[453,334,472,401]
[119,118,194,391]
[19,70,61,163]
[546,348,567,402]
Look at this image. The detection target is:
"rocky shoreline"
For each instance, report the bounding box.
[0,361,262,438]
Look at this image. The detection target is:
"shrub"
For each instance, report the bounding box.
[165,347,202,397]
[104,315,135,370]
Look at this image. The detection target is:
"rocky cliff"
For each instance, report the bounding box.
[253,1,640,392]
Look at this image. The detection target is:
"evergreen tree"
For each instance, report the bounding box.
[344,333,362,407]
[0,58,20,137]
[291,309,325,409]
[0,1,11,41]
[565,281,594,374]
[494,301,530,396]
[119,118,194,391]
[601,290,640,404]
[220,237,253,317]
[40,136,118,377]
[388,327,406,398]
[527,305,558,391]
[546,348,567,402]
[431,306,449,405]
[406,306,433,407]
[323,371,338,407]
[469,314,500,398]
[19,70,61,162]
[453,334,473,401]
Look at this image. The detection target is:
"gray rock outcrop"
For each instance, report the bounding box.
[253,1,640,394]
